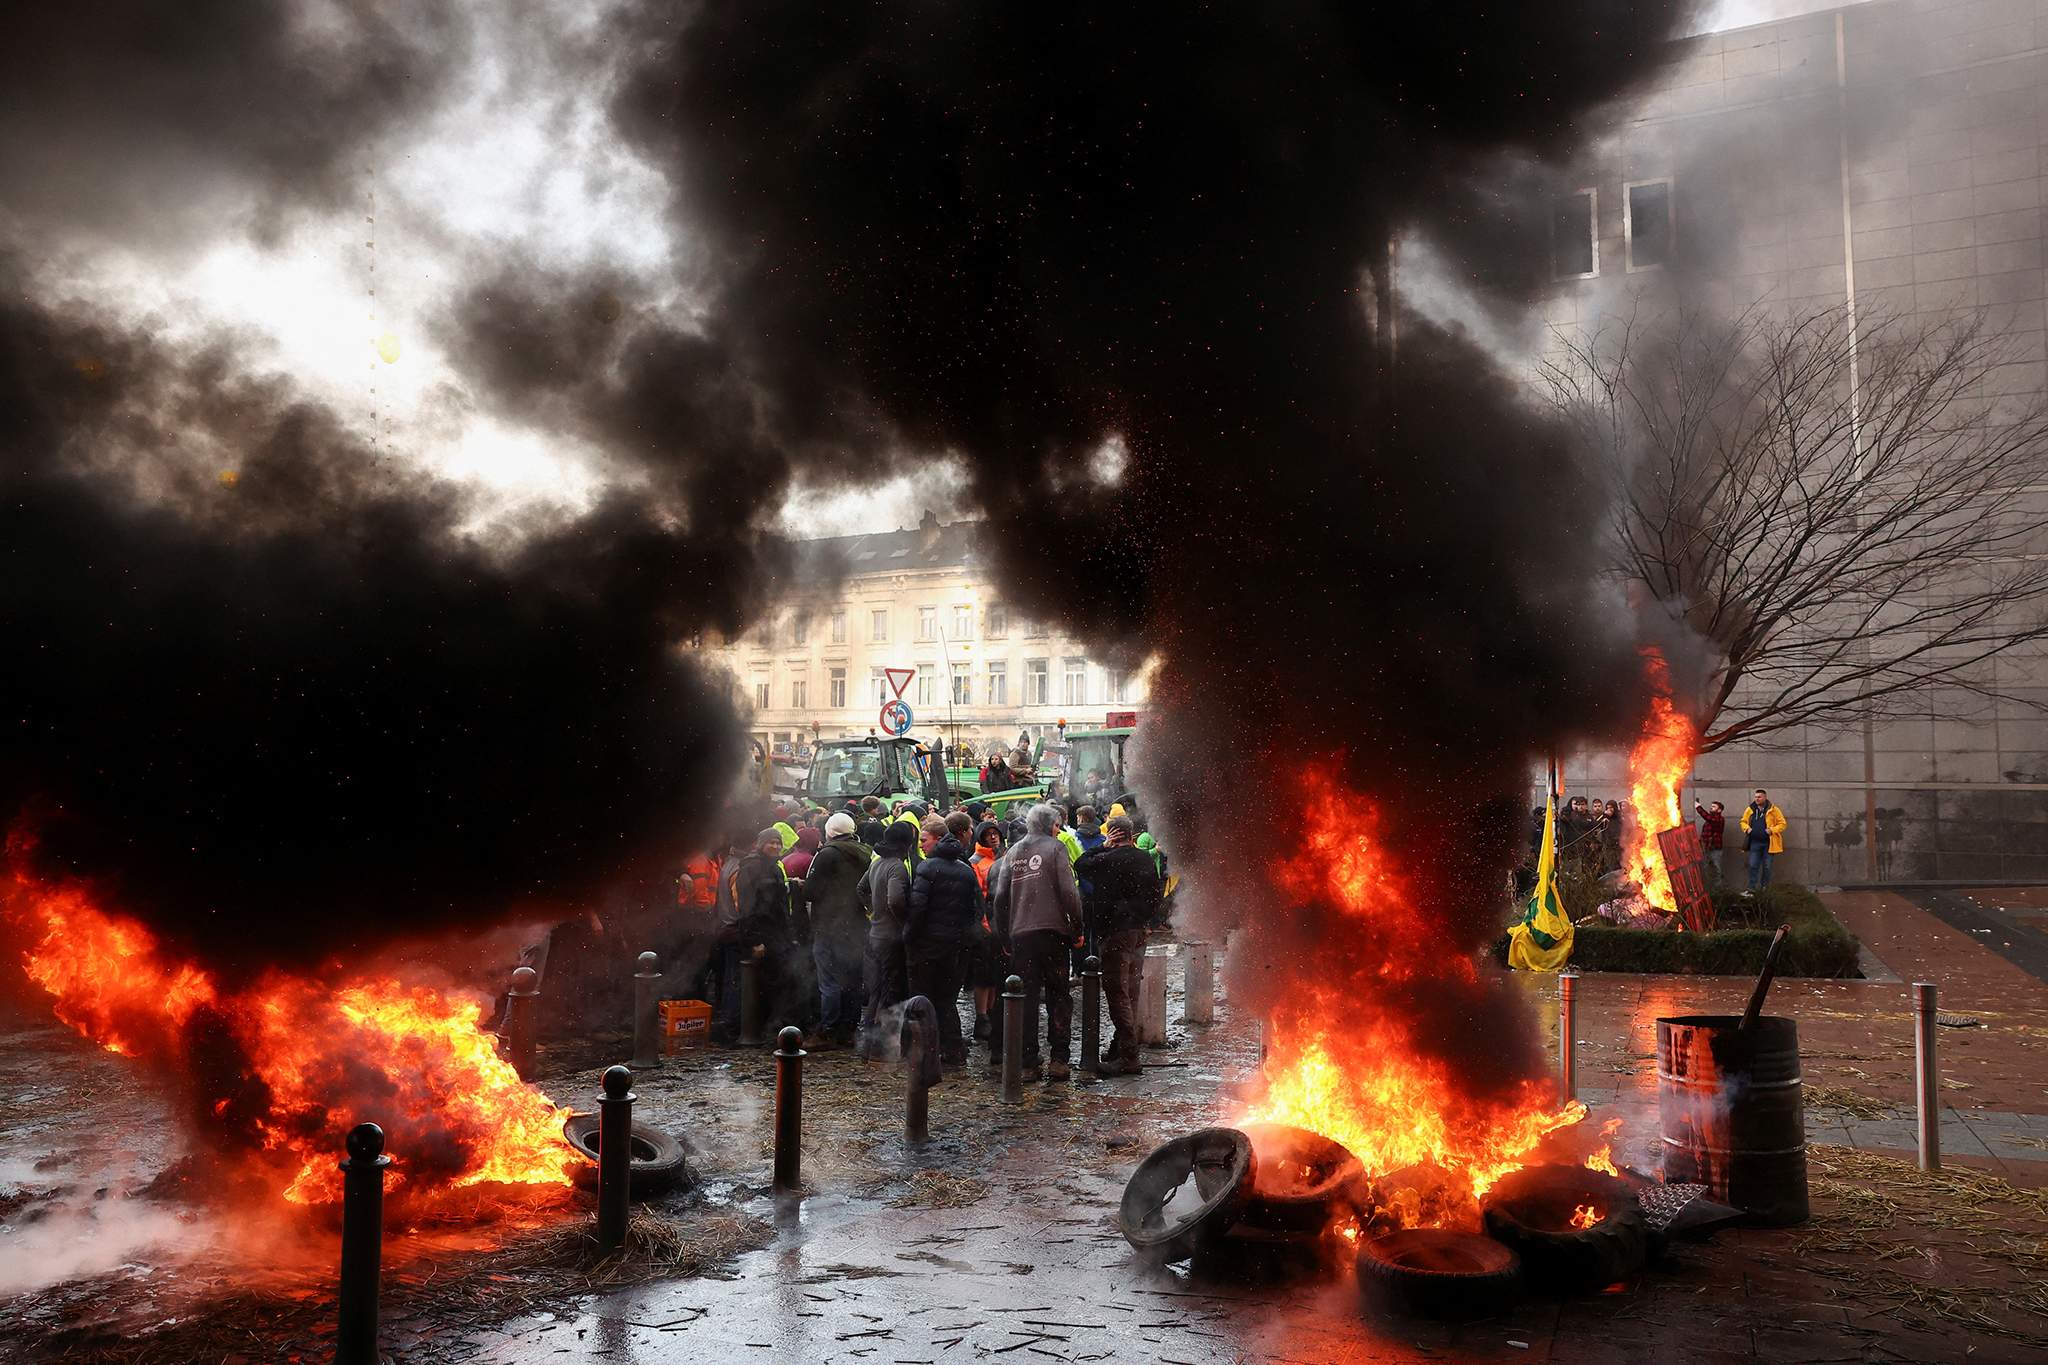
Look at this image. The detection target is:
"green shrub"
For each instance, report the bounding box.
[1490,882,1861,978]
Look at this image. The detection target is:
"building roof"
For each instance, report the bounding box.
[800,511,985,576]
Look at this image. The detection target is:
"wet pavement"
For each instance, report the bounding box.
[6,897,2048,1361]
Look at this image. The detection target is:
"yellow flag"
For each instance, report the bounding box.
[1508,783,1573,972]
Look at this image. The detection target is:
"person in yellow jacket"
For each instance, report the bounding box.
[1738,789,1787,894]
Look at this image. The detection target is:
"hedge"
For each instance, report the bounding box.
[1491,883,1862,978]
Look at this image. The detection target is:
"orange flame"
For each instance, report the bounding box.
[1622,647,1698,914]
[1569,1202,1600,1229]
[1241,766,1620,1228]
[5,866,573,1207]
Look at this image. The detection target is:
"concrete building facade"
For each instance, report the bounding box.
[1542,0,2048,882]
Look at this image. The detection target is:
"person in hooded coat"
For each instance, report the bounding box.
[783,824,822,880]
[805,813,874,1045]
[856,818,915,1057]
[905,814,980,1066]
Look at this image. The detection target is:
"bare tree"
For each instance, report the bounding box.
[1542,301,2048,752]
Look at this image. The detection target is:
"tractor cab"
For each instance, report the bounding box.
[803,735,950,809]
[1062,727,1137,812]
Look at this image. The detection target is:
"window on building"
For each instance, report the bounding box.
[790,677,808,709]
[1108,668,1131,704]
[754,680,771,710]
[1625,179,1673,271]
[917,672,935,706]
[1026,616,1050,639]
[871,668,889,704]
[952,672,971,706]
[792,617,808,647]
[829,667,846,708]
[1026,659,1049,706]
[954,605,973,639]
[830,610,846,644]
[870,608,888,642]
[1061,658,1087,707]
[917,606,937,641]
[986,604,1008,638]
[1551,188,1596,279]
[986,660,1007,707]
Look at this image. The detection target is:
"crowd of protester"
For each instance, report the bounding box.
[674,793,1171,1081]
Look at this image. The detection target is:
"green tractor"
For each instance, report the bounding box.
[800,735,949,810]
[799,734,1051,814]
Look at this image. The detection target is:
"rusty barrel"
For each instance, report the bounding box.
[1656,1014,1808,1226]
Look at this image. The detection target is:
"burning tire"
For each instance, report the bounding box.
[1118,1126,1255,1263]
[1479,1165,1648,1293]
[561,1114,692,1196]
[1199,1122,1365,1237]
[1355,1229,1519,1319]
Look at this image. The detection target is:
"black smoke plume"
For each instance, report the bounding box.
[5,0,1696,1094]
[0,269,781,971]
[579,1,1693,1092]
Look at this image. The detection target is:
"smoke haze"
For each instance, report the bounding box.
[4,0,1693,1066]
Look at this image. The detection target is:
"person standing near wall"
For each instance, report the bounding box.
[1740,789,1787,894]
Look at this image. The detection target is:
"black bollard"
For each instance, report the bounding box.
[774,1026,806,1191]
[504,966,540,1082]
[901,1000,931,1147]
[1001,974,1025,1104]
[1079,956,1102,1085]
[336,1122,390,1365]
[597,1065,634,1251]
[739,956,763,1046]
[630,951,664,1070]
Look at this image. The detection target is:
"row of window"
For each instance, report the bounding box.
[774,603,1045,649]
[1553,178,1673,280]
[749,660,1134,712]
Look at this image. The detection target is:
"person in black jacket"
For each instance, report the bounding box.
[1072,815,1161,1077]
[905,814,980,1065]
[806,813,875,1046]
[731,827,804,1038]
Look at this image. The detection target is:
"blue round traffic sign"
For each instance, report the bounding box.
[879,699,914,736]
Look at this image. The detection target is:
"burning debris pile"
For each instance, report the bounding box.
[1233,766,1618,1227]
[1595,648,1706,930]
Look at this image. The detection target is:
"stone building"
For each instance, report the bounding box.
[698,511,1150,759]
[1542,0,2048,882]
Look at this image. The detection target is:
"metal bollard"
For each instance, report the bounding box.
[774,1026,806,1190]
[739,957,763,1046]
[1079,956,1102,1085]
[1001,974,1025,1103]
[1183,942,1214,1026]
[336,1122,390,1365]
[597,1065,634,1251]
[1914,981,1940,1171]
[504,966,540,1082]
[631,951,664,1070]
[902,1005,931,1147]
[1558,970,1578,1103]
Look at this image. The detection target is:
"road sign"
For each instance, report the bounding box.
[884,667,917,699]
[879,699,914,736]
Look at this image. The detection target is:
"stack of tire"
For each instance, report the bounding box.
[1121,1130,1651,1320]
